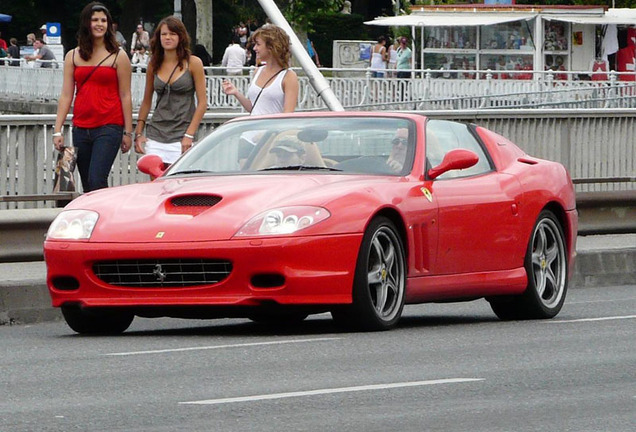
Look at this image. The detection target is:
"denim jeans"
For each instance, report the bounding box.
[72,125,122,192]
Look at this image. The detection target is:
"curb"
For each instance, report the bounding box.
[571,248,636,289]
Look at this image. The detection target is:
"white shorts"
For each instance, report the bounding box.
[145,139,182,164]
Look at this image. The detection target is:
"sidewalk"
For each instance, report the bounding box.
[1,234,634,325]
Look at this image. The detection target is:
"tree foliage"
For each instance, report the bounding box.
[274,0,343,31]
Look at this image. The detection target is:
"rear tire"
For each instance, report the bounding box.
[61,306,134,335]
[332,216,406,331]
[489,210,568,320]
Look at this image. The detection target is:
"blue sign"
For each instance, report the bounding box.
[47,22,62,44]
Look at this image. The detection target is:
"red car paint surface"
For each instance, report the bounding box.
[45,113,577,333]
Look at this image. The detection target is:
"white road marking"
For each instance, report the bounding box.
[180,378,485,405]
[567,297,636,305]
[548,315,636,324]
[103,337,341,356]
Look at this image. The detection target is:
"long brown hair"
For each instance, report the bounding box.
[76,2,119,61]
[149,16,191,73]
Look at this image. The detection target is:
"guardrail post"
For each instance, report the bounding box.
[480,70,493,108]
[607,71,618,108]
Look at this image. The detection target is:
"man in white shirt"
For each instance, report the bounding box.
[222,35,246,75]
[39,24,48,44]
[130,24,150,56]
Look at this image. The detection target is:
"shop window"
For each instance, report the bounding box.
[423,54,477,79]
[480,54,534,79]
[480,21,535,51]
[425,27,477,49]
[544,21,569,51]
[545,54,568,80]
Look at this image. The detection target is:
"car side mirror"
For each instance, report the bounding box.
[137,154,165,178]
[427,149,479,180]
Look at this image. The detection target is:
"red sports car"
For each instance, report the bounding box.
[44,112,577,334]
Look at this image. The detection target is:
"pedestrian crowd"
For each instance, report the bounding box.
[0,3,410,195]
[40,1,300,194]
[369,34,412,79]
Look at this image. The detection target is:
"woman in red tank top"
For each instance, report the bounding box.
[52,2,133,192]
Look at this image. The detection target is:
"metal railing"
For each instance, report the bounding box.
[2,109,634,210]
[2,63,636,111]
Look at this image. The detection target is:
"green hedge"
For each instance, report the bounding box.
[308,12,370,68]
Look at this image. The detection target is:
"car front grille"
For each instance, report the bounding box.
[93,259,232,288]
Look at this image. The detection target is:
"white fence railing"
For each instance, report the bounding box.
[1,109,634,209]
[2,64,636,111]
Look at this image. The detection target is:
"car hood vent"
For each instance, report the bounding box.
[171,195,222,207]
[166,194,222,216]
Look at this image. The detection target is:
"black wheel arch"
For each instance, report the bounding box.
[369,207,409,265]
[538,201,573,257]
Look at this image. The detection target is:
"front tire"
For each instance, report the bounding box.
[61,306,134,335]
[489,210,568,320]
[332,217,406,331]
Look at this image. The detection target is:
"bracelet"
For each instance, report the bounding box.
[123,131,134,138]
[52,132,63,137]
[137,119,146,124]
[184,133,195,139]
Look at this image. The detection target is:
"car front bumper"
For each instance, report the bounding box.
[44,233,363,309]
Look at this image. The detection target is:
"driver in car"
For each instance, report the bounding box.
[386,128,409,172]
[269,139,306,167]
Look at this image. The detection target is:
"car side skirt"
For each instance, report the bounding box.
[405,267,527,303]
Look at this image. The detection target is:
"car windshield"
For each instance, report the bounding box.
[166,117,415,176]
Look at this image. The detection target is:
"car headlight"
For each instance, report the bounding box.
[46,210,99,240]
[234,206,330,237]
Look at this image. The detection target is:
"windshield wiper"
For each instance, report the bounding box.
[166,169,214,176]
[259,165,342,172]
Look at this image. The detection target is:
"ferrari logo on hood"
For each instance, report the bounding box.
[156,231,165,239]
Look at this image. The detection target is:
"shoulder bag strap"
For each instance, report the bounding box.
[154,62,180,110]
[75,52,114,95]
[251,68,284,112]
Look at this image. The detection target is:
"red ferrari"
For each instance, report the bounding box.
[44,112,577,334]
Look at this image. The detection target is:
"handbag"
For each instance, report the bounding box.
[53,147,78,193]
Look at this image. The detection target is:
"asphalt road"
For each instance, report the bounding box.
[1,285,634,432]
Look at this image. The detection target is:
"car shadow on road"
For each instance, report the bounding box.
[110,312,501,338]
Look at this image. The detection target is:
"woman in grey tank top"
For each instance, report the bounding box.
[134,16,207,169]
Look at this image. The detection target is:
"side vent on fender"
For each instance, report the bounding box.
[518,157,538,165]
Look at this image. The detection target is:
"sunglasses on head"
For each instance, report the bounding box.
[92,4,109,12]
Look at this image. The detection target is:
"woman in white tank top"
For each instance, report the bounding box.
[370,35,388,78]
[222,25,299,115]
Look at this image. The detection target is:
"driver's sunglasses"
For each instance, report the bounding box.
[392,137,408,147]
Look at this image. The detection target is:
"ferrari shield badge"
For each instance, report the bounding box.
[421,187,433,202]
[156,231,165,239]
